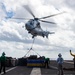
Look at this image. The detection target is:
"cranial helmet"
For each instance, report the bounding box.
[2,52,5,56]
[58,53,62,57]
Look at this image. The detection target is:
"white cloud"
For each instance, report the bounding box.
[0,0,75,60]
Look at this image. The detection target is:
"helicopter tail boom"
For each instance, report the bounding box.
[44,31,55,38]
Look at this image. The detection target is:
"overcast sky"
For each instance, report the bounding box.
[0,0,75,60]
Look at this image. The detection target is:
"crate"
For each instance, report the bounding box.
[27,59,45,67]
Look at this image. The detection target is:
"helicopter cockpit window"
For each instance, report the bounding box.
[29,19,34,25]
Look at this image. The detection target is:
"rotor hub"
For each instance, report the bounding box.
[34,18,38,20]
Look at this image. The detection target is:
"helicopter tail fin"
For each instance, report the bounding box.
[44,32,50,38]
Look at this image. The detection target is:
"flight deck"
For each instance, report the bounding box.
[1,60,75,75]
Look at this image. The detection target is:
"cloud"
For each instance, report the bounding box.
[0,0,75,59]
[64,0,75,9]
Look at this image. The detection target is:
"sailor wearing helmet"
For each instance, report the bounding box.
[57,53,64,75]
[0,52,6,74]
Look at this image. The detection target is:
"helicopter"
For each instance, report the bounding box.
[10,5,65,38]
[25,18,55,38]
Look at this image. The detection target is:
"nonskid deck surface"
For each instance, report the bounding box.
[0,60,75,75]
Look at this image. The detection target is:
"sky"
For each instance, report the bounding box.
[0,0,75,60]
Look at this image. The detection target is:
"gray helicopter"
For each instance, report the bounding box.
[25,18,55,38]
[12,5,65,38]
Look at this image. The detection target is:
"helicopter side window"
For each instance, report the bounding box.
[37,22,40,25]
[30,22,32,25]
[37,22,41,28]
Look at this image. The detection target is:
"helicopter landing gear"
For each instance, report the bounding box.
[28,29,32,33]
[43,35,44,38]
[32,36,34,38]
[32,34,37,38]
[28,31,31,33]
[42,34,45,38]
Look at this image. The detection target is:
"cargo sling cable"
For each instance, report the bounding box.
[24,38,35,57]
[24,38,41,57]
[30,38,41,57]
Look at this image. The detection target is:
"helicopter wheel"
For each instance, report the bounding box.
[43,36,44,38]
[42,34,44,38]
[32,36,34,38]
[28,31,31,33]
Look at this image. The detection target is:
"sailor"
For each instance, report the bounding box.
[45,58,50,68]
[0,52,6,74]
[57,53,64,75]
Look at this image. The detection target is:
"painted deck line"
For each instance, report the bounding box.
[50,66,58,70]
[1,67,17,75]
[64,61,74,64]
[30,68,41,75]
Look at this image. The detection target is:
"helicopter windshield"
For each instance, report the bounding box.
[28,19,34,25]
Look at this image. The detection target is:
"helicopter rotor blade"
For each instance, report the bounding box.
[39,20,56,24]
[11,17,30,20]
[23,5,35,18]
[39,11,66,19]
[5,17,30,20]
